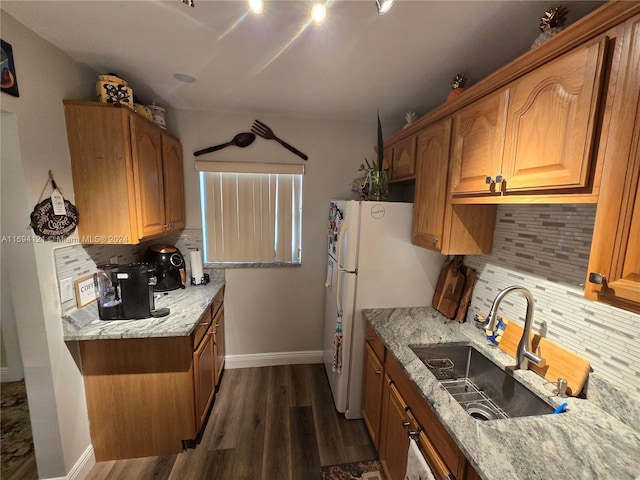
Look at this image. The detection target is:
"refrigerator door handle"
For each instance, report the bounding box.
[335,219,347,315]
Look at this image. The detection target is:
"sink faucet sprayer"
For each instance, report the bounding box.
[486,286,544,370]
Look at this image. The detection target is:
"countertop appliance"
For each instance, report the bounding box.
[324,201,444,419]
[143,245,186,291]
[95,262,168,320]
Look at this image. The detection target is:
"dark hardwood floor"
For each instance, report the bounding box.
[85,364,377,479]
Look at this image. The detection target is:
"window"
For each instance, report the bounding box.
[197,161,303,265]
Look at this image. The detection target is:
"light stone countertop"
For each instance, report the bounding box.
[363,306,640,480]
[62,270,225,341]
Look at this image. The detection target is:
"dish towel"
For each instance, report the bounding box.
[405,438,435,480]
[332,317,342,373]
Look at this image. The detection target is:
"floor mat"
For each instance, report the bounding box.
[320,459,385,480]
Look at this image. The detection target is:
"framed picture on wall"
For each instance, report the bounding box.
[1,39,20,97]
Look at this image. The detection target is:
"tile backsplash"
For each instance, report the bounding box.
[465,204,640,396]
[54,229,204,313]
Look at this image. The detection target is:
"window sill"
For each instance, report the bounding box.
[205,262,302,269]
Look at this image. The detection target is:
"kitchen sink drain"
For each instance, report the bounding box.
[465,402,501,421]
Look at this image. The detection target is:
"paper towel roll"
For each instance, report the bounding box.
[190,250,204,285]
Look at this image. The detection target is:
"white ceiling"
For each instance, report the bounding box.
[2,0,604,122]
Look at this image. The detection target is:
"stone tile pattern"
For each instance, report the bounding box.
[464,204,640,395]
[54,229,203,313]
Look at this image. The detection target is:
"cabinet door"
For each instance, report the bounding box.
[391,135,417,181]
[502,39,608,191]
[362,342,384,449]
[161,133,186,232]
[382,145,393,172]
[213,303,225,387]
[412,119,452,252]
[586,18,640,313]
[450,89,509,195]
[193,325,215,431]
[130,116,166,239]
[379,377,410,480]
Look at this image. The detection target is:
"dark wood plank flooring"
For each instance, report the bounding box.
[85,364,377,479]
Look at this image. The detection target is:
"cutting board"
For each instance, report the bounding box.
[455,266,477,323]
[498,320,591,396]
[432,256,466,319]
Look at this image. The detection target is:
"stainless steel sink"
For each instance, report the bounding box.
[410,343,554,421]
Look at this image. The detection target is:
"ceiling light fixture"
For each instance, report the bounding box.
[181,0,194,7]
[310,3,327,24]
[173,73,197,83]
[376,0,394,15]
[248,0,264,15]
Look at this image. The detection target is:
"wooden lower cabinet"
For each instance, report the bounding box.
[213,303,226,386]
[79,290,225,461]
[193,320,216,432]
[365,320,480,480]
[380,376,411,480]
[362,342,385,449]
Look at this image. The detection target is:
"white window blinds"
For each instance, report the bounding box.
[196,162,303,265]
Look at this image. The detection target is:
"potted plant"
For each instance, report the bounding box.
[351,111,390,200]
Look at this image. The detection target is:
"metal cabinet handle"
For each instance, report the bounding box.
[402,420,411,427]
[199,322,209,326]
[432,236,438,246]
[589,272,605,285]
[375,369,382,375]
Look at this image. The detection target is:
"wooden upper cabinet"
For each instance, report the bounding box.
[450,39,607,197]
[130,114,166,239]
[382,145,393,172]
[63,101,185,244]
[390,135,417,181]
[161,133,186,231]
[450,89,509,195]
[412,119,452,251]
[502,38,608,191]
[413,118,496,255]
[585,16,640,313]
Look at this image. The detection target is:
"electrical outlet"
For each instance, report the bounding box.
[59,277,74,303]
[109,256,119,264]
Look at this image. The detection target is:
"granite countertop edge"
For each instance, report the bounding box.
[62,274,225,342]
[363,306,640,480]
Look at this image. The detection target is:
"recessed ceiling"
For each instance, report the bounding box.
[1,0,605,122]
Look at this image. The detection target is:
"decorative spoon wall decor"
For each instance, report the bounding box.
[193,132,256,156]
[251,119,308,160]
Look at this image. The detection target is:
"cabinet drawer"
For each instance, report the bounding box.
[192,305,213,350]
[365,322,385,362]
[385,353,466,479]
[212,286,225,317]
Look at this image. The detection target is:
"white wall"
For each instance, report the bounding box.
[172,110,377,357]
[1,11,97,479]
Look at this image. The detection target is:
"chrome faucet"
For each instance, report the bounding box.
[486,286,544,370]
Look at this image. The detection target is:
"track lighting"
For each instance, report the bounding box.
[376,0,394,15]
[248,0,264,15]
[311,3,327,24]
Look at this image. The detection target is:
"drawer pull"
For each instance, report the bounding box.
[200,322,209,327]
[402,420,411,428]
[375,369,382,375]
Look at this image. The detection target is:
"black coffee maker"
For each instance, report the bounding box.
[95,263,169,320]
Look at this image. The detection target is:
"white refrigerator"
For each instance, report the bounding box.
[323,200,444,419]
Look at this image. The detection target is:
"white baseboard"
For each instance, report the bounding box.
[1,366,24,383]
[225,350,323,369]
[65,445,95,480]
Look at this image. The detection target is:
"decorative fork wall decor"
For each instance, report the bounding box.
[251,119,308,160]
